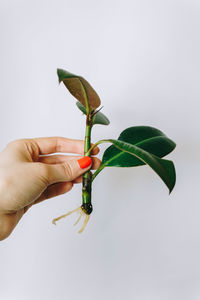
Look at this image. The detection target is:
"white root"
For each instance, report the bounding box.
[52,207,81,225]
[52,206,90,233]
[74,210,84,226]
[78,214,90,234]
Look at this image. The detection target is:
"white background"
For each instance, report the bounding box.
[0,0,200,299]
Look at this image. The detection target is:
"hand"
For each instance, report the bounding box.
[0,137,101,240]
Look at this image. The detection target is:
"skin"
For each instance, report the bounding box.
[0,137,101,241]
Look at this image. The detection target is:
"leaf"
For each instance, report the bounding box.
[102,126,176,167]
[105,139,176,193]
[76,102,110,125]
[57,68,101,112]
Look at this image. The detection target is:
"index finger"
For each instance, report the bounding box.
[32,137,99,155]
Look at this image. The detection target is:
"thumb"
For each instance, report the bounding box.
[43,156,92,184]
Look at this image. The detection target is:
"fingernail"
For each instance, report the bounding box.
[77,156,92,169]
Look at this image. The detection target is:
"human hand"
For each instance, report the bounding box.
[0,137,101,240]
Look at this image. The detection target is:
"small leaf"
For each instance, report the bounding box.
[105,139,176,193]
[102,126,176,167]
[93,110,110,126]
[57,68,101,112]
[76,102,110,125]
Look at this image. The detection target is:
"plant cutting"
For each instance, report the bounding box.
[52,68,176,233]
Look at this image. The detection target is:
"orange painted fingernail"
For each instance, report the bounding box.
[77,156,92,169]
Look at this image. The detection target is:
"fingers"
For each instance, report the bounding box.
[38,155,101,170]
[38,156,93,185]
[34,137,84,154]
[90,145,99,155]
[34,182,73,204]
[5,137,99,166]
[31,137,99,155]
[72,176,82,183]
[39,155,79,164]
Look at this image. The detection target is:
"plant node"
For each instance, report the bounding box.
[81,203,93,214]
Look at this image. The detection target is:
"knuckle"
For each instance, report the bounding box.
[24,140,39,160]
[6,139,39,160]
[55,137,65,153]
[55,137,60,152]
[62,162,74,180]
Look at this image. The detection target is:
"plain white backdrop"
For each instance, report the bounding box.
[0,0,200,299]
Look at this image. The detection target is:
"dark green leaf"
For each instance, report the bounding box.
[105,139,176,193]
[102,126,176,167]
[57,68,101,112]
[76,102,110,125]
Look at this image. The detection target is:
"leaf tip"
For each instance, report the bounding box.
[168,180,176,194]
[57,68,63,84]
[168,164,176,194]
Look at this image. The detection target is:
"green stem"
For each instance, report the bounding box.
[91,164,105,181]
[87,139,113,181]
[84,121,92,155]
[82,115,93,215]
[84,138,111,194]
[87,139,108,182]
[86,140,105,156]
